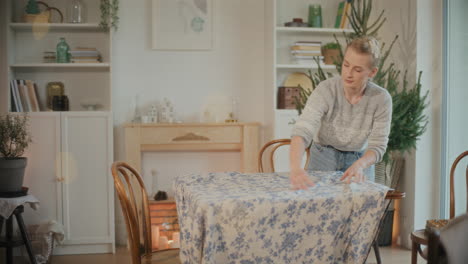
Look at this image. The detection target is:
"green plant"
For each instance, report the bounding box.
[0,114,32,158]
[322,42,341,50]
[100,0,119,31]
[25,0,40,15]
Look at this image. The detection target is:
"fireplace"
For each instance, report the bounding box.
[149,199,180,249]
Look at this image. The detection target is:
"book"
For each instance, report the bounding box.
[17,80,29,112]
[294,41,321,47]
[25,80,40,112]
[291,50,322,55]
[335,1,345,28]
[33,82,42,111]
[290,45,321,51]
[340,1,351,29]
[10,80,18,112]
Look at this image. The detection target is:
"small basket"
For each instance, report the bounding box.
[22,224,55,264]
[425,219,450,236]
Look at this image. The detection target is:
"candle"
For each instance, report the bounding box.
[151,225,159,249]
[159,236,169,250]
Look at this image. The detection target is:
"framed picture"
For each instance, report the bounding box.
[152,0,213,50]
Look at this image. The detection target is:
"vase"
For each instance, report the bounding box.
[68,0,85,23]
[308,4,322,28]
[56,37,70,63]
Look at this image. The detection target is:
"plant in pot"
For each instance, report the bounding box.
[0,114,32,194]
[24,0,50,23]
[321,42,341,65]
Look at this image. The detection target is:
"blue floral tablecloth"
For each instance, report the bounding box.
[173,171,389,264]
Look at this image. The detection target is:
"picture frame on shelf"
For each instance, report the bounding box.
[151,0,213,50]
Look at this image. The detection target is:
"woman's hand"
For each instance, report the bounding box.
[341,160,366,183]
[290,168,314,190]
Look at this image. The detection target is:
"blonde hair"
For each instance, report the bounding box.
[346,36,380,68]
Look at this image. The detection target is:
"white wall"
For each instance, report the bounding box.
[112,0,266,245]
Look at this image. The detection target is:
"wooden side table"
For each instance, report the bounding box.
[0,205,37,264]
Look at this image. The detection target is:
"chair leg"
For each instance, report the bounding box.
[0,217,4,235]
[6,216,13,264]
[15,211,38,264]
[411,241,418,264]
[373,240,382,264]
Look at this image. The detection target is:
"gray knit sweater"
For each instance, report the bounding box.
[291,76,392,163]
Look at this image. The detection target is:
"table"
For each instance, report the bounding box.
[0,195,39,264]
[174,171,389,264]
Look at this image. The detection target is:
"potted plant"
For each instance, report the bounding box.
[23,0,49,23]
[0,114,32,193]
[321,42,341,65]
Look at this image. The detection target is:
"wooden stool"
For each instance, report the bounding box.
[0,205,37,264]
[410,229,428,264]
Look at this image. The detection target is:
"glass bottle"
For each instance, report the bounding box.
[56,37,70,63]
[69,0,85,23]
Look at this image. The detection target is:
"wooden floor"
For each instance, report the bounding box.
[11,246,427,264]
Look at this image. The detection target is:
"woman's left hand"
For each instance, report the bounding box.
[341,160,366,183]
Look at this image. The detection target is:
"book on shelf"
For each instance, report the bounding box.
[9,80,42,112]
[290,45,322,51]
[291,50,322,56]
[340,1,352,29]
[335,1,345,28]
[294,41,321,47]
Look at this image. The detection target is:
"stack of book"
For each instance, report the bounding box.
[70,47,101,63]
[10,80,42,112]
[43,50,56,63]
[290,41,324,65]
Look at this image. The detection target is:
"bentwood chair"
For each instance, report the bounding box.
[111,161,180,264]
[258,139,310,172]
[411,151,468,264]
[427,213,468,264]
[258,139,405,264]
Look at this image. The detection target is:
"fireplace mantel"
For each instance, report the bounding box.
[124,122,260,178]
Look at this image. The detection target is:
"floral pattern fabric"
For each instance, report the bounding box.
[173,171,389,264]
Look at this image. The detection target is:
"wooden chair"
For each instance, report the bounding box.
[411,151,468,264]
[111,161,180,264]
[258,139,404,264]
[258,138,310,172]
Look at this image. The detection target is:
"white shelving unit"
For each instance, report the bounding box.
[265,0,351,171]
[1,0,115,255]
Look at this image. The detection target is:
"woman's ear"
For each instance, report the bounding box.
[369,67,378,78]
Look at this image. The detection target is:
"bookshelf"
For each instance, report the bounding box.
[1,0,114,255]
[265,0,352,171]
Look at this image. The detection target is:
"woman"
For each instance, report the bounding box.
[289,36,392,190]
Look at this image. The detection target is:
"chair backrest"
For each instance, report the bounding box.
[428,213,468,264]
[449,151,468,219]
[111,161,152,264]
[258,139,310,173]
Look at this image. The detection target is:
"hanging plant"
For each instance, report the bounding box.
[100,0,119,31]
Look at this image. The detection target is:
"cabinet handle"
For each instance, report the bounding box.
[56,177,64,182]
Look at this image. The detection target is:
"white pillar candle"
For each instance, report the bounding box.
[172,232,180,242]
[151,225,159,249]
[158,236,169,250]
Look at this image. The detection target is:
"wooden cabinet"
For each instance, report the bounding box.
[22,112,114,255]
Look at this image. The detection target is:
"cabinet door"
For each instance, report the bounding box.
[22,113,62,226]
[60,112,114,247]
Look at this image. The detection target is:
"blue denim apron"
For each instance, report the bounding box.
[307,142,375,181]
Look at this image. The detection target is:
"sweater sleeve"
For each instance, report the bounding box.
[367,92,392,163]
[290,81,329,147]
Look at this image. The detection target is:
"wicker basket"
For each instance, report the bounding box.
[425,219,449,236]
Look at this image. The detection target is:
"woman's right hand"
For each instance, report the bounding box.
[290,168,314,190]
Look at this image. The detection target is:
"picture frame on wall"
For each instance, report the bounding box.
[152,0,213,50]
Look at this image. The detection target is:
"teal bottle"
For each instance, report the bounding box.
[56,37,70,63]
[308,4,323,28]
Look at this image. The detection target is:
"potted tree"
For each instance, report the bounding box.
[321,42,341,65]
[0,114,32,193]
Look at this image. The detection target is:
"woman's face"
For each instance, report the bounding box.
[341,47,378,91]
